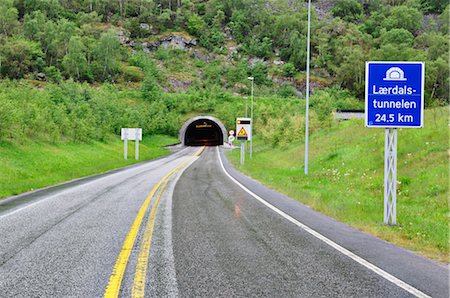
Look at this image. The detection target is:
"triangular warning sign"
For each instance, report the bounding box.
[237,127,248,137]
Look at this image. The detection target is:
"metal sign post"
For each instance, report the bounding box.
[240,141,245,165]
[365,61,424,225]
[384,128,397,225]
[124,134,128,160]
[135,128,140,160]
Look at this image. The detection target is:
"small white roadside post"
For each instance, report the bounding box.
[121,128,142,160]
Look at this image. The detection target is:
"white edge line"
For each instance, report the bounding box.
[216,147,430,298]
[0,146,192,220]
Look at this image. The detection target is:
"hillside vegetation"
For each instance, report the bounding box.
[0,0,448,103]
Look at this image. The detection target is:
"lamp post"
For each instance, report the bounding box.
[248,76,254,159]
[304,0,311,175]
[244,96,248,118]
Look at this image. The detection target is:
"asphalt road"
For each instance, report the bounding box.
[0,146,200,297]
[0,145,448,297]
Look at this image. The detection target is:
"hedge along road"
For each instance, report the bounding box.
[0,146,448,297]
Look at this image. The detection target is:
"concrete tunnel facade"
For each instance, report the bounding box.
[179,116,228,146]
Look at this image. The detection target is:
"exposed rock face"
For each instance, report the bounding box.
[140,23,151,31]
[159,34,197,50]
[118,31,198,52]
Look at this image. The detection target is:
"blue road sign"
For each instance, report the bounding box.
[365,62,424,128]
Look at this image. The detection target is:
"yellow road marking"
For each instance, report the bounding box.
[132,146,205,298]
[104,146,204,298]
[132,178,170,297]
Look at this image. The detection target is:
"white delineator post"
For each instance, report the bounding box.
[384,128,397,225]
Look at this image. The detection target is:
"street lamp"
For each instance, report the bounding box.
[244,96,248,118]
[304,0,311,175]
[248,76,254,159]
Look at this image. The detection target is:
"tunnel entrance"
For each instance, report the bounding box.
[180,116,226,146]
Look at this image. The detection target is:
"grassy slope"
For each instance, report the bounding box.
[0,135,178,199]
[227,107,449,262]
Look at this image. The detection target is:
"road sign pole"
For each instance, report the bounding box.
[135,139,139,160]
[124,137,128,160]
[384,128,397,225]
[249,78,254,159]
[240,141,245,165]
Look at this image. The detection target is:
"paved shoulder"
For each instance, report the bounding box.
[218,147,449,298]
[171,147,447,297]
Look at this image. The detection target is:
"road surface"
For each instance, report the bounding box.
[0,146,448,297]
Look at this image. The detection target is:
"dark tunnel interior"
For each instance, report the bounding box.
[185,119,223,146]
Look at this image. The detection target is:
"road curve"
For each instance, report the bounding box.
[0,145,447,297]
[164,146,448,297]
[0,146,201,297]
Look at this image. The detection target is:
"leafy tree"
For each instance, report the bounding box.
[0,38,44,79]
[421,0,448,13]
[187,14,205,37]
[92,30,122,81]
[425,57,449,103]
[141,73,161,101]
[382,5,422,34]
[248,62,269,85]
[282,63,296,78]
[229,10,250,42]
[336,45,366,97]
[415,32,449,60]
[23,11,48,41]
[280,30,307,71]
[0,0,19,36]
[332,0,363,23]
[247,37,272,59]
[62,36,88,80]
[380,28,414,46]
[23,0,63,20]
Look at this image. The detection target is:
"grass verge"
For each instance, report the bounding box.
[227,107,449,263]
[0,135,178,199]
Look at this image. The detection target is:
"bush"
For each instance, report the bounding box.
[121,65,144,82]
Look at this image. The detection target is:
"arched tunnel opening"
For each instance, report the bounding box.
[180,116,226,146]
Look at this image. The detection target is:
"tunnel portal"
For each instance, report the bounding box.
[180,116,227,146]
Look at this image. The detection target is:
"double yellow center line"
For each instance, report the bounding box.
[104,146,205,298]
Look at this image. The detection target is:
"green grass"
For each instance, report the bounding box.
[0,135,178,199]
[227,107,449,262]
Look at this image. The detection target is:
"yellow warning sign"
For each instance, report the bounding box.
[238,127,248,137]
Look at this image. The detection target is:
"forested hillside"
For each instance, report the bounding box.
[0,0,448,103]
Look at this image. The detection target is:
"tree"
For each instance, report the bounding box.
[282,63,296,79]
[380,28,414,46]
[0,0,19,36]
[332,0,363,23]
[23,0,63,20]
[62,36,88,80]
[382,5,422,34]
[0,38,44,79]
[187,14,205,37]
[93,30,122,81]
